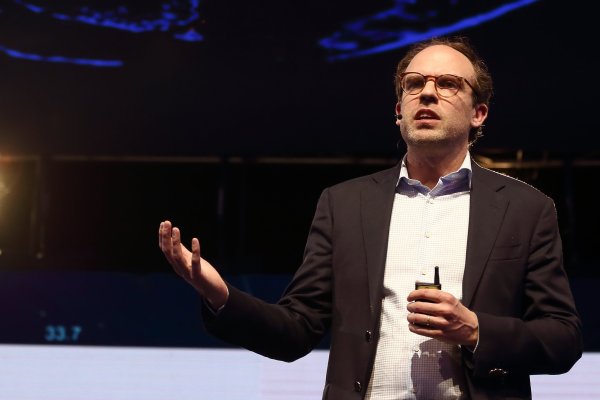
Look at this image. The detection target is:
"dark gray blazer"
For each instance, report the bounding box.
[203,160,583,399]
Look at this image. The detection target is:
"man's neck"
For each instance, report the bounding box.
[405,148,468,189]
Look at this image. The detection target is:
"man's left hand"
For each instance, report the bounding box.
[406,289,479,348]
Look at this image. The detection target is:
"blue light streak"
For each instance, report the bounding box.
[319,0,540,62]
[12,0,202,37]
[0,46,124,67]
[2,0,203,67]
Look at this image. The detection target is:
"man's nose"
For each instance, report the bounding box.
[419,79,439,102]
[421,79,438,96]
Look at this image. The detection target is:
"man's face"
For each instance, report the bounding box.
[396,45,487,150]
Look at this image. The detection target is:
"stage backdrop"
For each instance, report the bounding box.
[0,0,597,156]
[0,1,597,398]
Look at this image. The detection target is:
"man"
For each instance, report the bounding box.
[159,36,582,399]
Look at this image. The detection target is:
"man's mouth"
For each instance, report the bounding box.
[414,109,440,120]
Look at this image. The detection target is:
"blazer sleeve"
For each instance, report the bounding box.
[201,188,334,362]
[466,196,583,377]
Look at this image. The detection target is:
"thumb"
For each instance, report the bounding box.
[190,238,202,288]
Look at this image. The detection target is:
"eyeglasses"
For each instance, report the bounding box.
[399,72,478,99]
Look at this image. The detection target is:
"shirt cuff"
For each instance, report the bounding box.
[203,287,229,315]
[464,333,480,353]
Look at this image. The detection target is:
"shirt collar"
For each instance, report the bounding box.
[396,151,472,196]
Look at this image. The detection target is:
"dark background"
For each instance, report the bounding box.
[0,0,598,350]
[0,0,597,155]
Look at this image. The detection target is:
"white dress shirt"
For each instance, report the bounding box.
[365,153,472,400]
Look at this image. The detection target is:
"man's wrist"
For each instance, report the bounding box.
[204,285,229,314]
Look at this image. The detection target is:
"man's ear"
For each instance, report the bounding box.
[395,102,402,126]
[471,103,488,129]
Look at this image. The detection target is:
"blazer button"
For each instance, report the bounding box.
[488,368,508,377]
[354,380,362,392]
[365,330,373,342]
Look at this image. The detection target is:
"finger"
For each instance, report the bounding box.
[171,227,182,260]
[191,238,201,281]
[407,288,443,303]
[158,221,164,250]
[408,322,442,337]
[169,227,190,278]
[159,220,173,253]
[407,312,437,327]
[406,300,436,315]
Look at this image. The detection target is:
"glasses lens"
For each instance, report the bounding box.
[402,73,425,94]
[435,75,461,97]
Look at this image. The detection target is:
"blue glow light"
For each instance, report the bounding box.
[173,29,204,42]
[319,0,540,61]
[12,0,201,34]
[0,45,124,67]
[2,0,203,67]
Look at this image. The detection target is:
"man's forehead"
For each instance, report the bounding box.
[407,45,475,77]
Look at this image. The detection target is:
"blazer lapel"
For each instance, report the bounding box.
[462,163,509,307]
[361,165,400,311]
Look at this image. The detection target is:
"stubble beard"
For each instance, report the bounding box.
[402,125,453,150]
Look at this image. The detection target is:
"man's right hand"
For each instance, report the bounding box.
[158,220,229,309]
